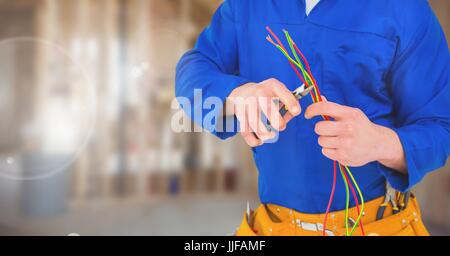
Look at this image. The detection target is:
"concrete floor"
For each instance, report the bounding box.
[0,194,449,236]
[0,195,259,236]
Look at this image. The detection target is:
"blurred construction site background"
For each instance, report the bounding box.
[0,0,449,236]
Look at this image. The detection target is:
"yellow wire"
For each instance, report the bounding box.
[285,32,313,85]
[339,164,350,236]
[284,32,365,236]
[269,31,366,236]
[344,165,365,236]
[283,32,321,102]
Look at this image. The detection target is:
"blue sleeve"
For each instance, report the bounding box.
[379,3,450,192]
[175,0,249,139]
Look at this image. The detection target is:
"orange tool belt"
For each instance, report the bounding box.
[236,194,429,236]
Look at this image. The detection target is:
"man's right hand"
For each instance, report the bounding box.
[225,78,301,147]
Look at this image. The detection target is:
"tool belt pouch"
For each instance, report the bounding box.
[235,196,429,236]
[361,196,429,236]
[235,212,258,236]
[361,201,419,236]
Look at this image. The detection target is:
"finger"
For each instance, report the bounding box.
[247,107,274,141]
[268,79,301,116]
[305,101,351,120]
[321,148,339,161]
[258,97,286,131]
[235,102,258,134]
[321,95,328,102]
[237,112,262,147]
[234,103,251,133]
[241,131,262,147]
[284,112,295,123]
[277,102,295,123]
[318,136,340,149]
[253,120,275,141]
[314,121,344,136]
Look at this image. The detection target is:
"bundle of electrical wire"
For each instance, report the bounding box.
[265,27,365,236]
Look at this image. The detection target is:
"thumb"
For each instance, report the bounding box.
[320,95,328,102]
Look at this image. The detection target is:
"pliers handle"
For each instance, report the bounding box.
[376,196,390,221]
[399,191,411,211]
[376,185,399,220]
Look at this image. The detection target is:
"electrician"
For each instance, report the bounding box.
[175,0,450,236]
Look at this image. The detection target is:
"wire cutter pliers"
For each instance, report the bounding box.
[280,84,314,116]
[399,191,411,211]
[264,84,314,131]
[376,183,400,221]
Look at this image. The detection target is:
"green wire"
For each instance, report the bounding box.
[275,45,303,71]
[270,30,366,236]
[284,31,314,87]
[275,45,319,100]
[345,165,365,236]
[274,42,314,87]
[283,31,320,102]
[339,165,350,236]
[284,33,310,81]
[284,31,365,236]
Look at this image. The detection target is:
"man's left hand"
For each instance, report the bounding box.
[305,97,407,172]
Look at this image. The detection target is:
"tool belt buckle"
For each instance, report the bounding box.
[299,221,335,236]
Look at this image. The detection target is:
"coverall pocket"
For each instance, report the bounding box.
[323,49,390,112]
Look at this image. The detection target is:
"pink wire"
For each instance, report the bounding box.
[322,161,337,236]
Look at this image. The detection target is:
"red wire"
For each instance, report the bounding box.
[291,42,329,120]
[289,37,331,122]
[322,160,337,236]
[266,27,308,86]
[340,164,366,236]
[293,39,365,234]
[266,27,317,101]
[293,43,321,96]
[266,27,359,235]
[293,43,313,77]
